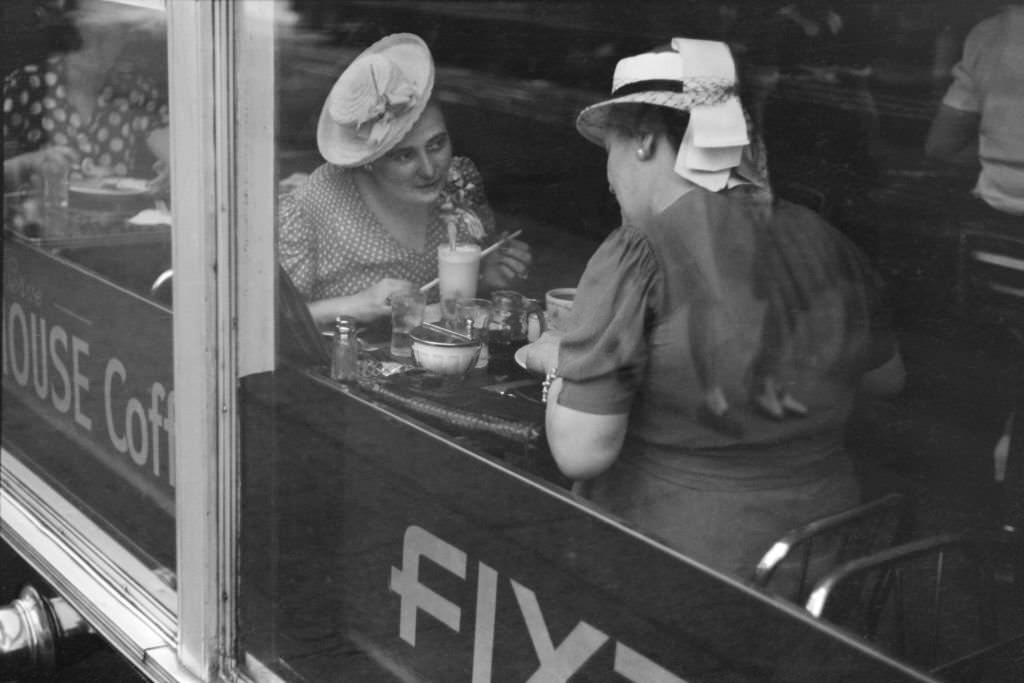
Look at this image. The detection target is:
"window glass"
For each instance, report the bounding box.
[240,1,1023,680]
[3,0,175,592]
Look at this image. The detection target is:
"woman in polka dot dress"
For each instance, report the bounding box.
[3,0,169,191]
[278,33,532,327]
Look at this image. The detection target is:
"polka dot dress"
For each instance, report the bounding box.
[278,156,496,302]
[3,55,169,177]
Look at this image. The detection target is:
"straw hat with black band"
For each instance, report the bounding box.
[576,38,769,195]
[317,33,435,168]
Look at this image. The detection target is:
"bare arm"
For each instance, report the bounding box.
[925,104,980,166]
[307,278,413,327]
[3,146,79,190]
[545,377,629,480]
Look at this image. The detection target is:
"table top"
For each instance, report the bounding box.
[306,339,567,483]
[4,188,169,250]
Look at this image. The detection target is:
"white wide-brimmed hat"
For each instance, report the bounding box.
[317,33,435,167]
[577,38,758,192]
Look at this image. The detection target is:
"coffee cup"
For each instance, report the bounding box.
[545,287,576,331]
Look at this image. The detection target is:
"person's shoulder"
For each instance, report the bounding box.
[771,196,826,223]
[771,198,878,273]
[964,10,1012,48]
[768,197,843,242]
[287,162,346,203]
[652,186,725,228]
[598,221,658,268]
[306,162,347,187]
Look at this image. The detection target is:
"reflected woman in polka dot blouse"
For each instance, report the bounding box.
[3,1,169,191]
[278,34,532,327]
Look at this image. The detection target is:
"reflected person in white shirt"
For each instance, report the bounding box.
[926,3,1024,217]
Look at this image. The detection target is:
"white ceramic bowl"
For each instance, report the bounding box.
[409,325,481,376]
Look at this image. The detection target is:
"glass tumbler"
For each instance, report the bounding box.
[390,291,427,359]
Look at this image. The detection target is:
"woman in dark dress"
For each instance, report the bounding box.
[537,38,906,578]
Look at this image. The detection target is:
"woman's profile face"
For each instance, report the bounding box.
[369,103,453,205]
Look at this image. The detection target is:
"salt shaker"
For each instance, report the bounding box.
[330,316,359,382]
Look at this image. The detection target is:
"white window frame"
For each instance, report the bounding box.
[166,0,227,678]
[172,0,277,678]
[2,0,248,680]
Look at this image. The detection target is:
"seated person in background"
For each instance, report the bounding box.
[926,4,1024,534]
[278,33,531,327]
[3,0,169,191]
[539,38,905,579]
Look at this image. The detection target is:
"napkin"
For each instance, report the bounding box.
[128,207,172,226]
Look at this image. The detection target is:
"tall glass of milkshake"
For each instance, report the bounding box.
[438,243,481,323]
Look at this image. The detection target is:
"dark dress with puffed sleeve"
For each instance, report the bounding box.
[555,186,896,577]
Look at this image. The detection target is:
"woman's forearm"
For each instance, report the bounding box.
[308,294,369,327]
[306,278,414,327]
[545,378,628,480]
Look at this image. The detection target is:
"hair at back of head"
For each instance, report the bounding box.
[602,103,691,151]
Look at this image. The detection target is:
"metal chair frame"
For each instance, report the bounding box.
[804,532,1011,669]
[955,228,1024,332]
[753,493,909,604]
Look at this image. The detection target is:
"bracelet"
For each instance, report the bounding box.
[541,367,558,404]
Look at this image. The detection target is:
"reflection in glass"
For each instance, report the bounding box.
[2,0,175,591]
[242,1,1024,680]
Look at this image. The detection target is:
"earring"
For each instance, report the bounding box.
[636,148,648,160]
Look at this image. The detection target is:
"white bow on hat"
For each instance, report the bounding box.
[670,38,750,191]
[576,37,762,193]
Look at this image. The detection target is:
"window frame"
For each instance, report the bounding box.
[2,0,276,675]
[2,0,255,680]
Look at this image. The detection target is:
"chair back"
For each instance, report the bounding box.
[956,228,1024,333]
[804,532,1021,670]
[753,493,908,604]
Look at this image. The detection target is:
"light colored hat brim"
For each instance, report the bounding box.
[575,91,704,146]
[317,33,434,167]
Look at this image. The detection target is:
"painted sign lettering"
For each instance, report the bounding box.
[2,243,174,511]
[390,525,687,682]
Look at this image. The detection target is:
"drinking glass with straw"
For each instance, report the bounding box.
[421,228,523,295]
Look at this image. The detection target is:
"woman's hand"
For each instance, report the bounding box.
[519,329,562,375]
[481,238,532,291]
[354,278,415,323]
[4,146,79,188]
